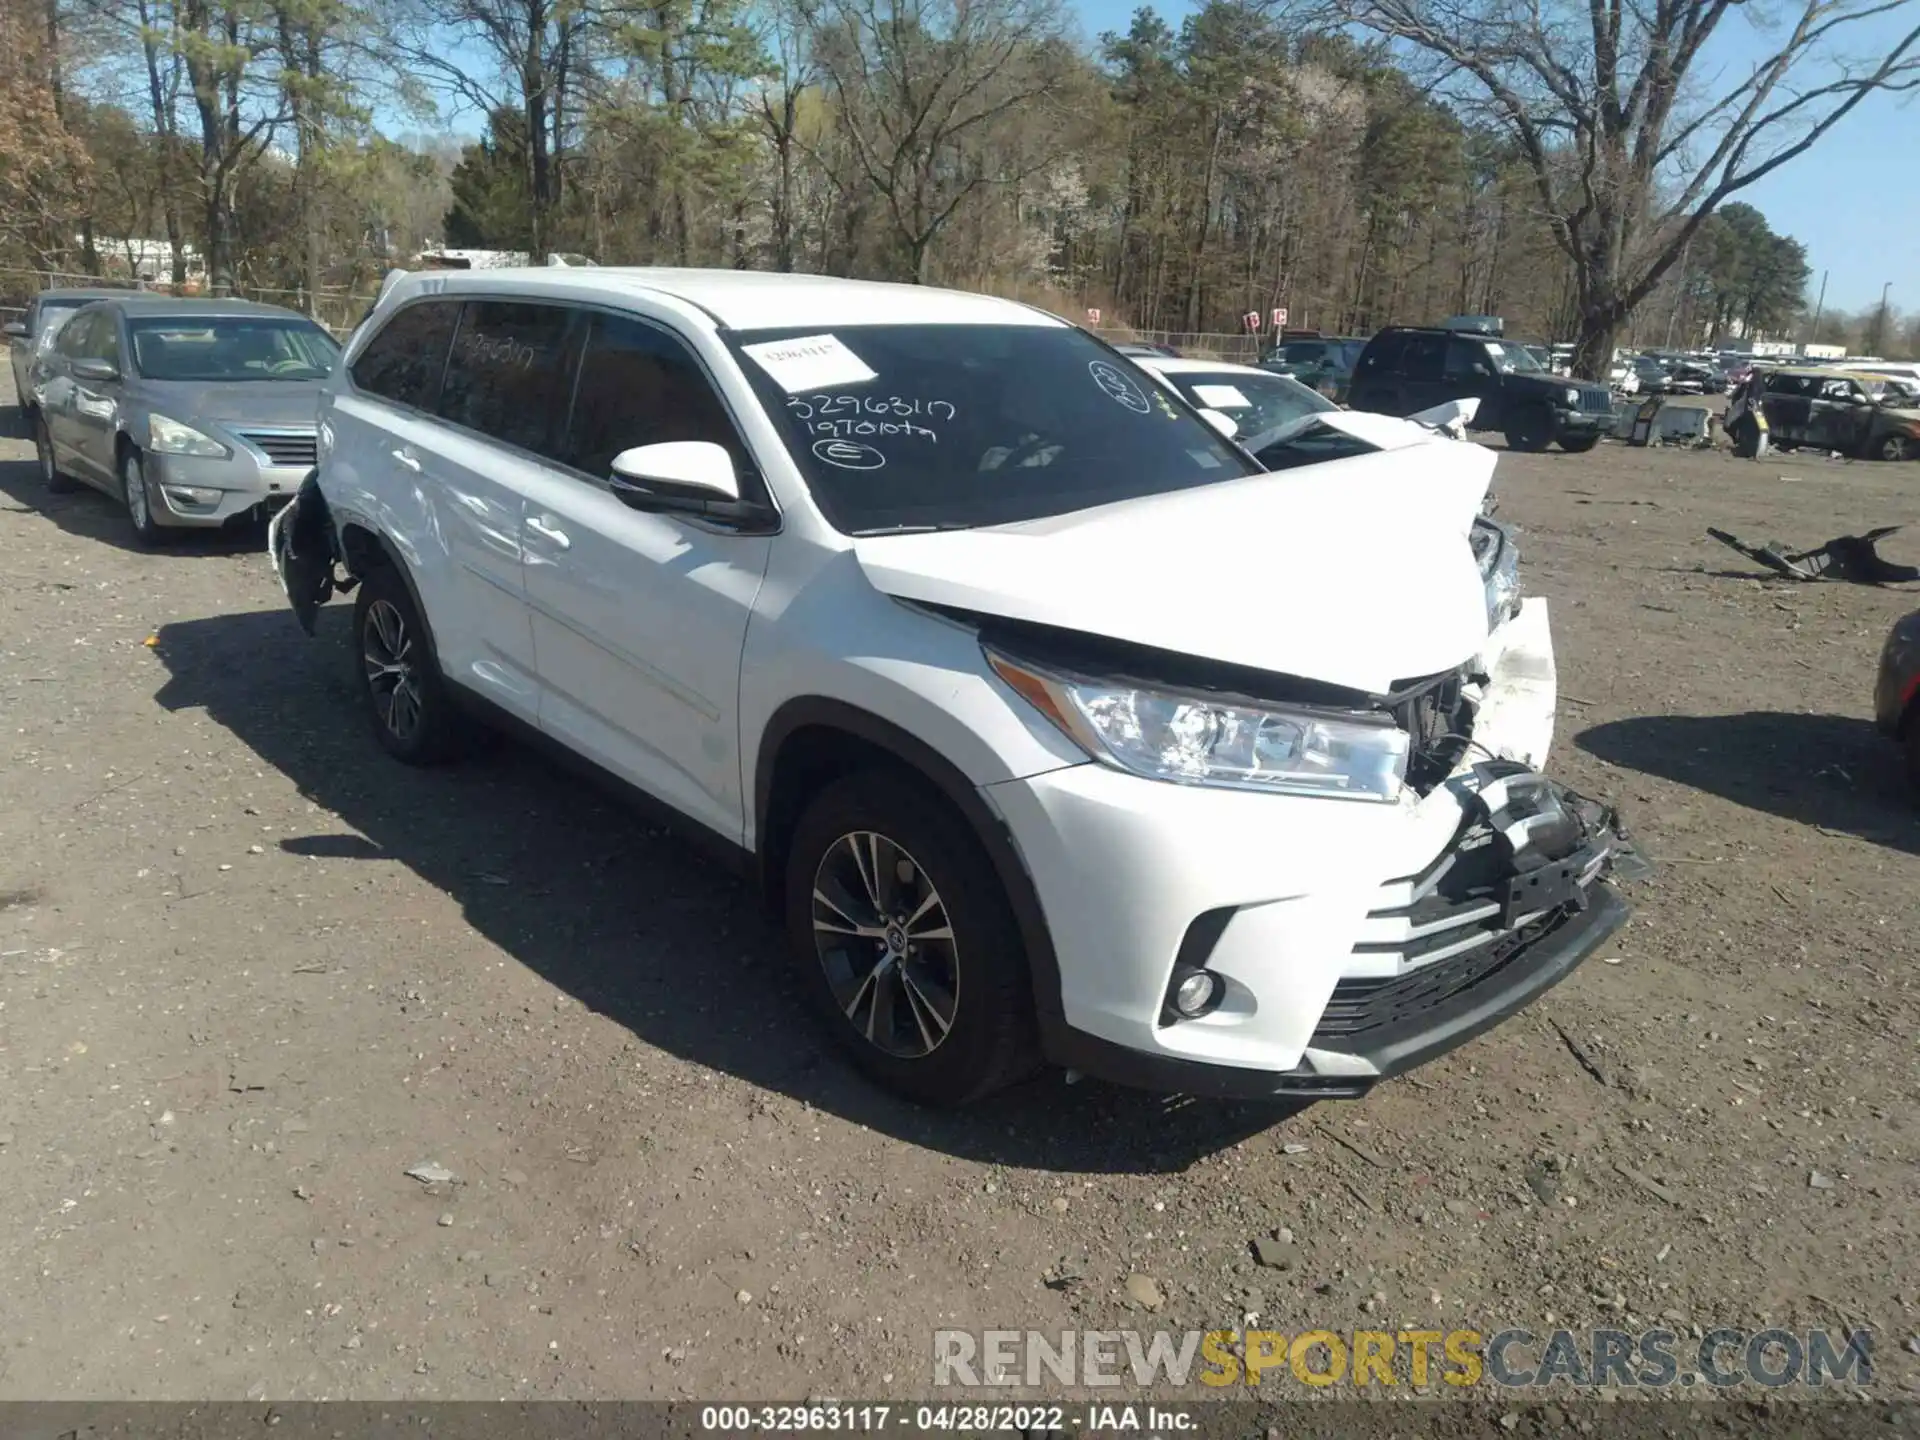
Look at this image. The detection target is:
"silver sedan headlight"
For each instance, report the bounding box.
[148,413,232,459]
[987,652,1409,802]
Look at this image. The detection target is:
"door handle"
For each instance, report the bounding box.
[525,514,571,550]
[391,447,421,473]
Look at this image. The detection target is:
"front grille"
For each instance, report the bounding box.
[238,430,317,468]
[1312,906,1574,1041]
[1577,388,1614,413]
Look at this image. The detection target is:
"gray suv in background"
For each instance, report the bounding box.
[31,297,340,546]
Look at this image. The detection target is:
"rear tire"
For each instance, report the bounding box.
[1873,432,1914,462]
[783,768,1038,1106]
[351,563,468,765]
[1505,405,1556,452]
[1906,718,1920,799]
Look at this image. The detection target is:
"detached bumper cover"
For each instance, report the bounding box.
[1048,774,1646,1100]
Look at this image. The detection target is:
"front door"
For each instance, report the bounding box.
[519,309,773,843]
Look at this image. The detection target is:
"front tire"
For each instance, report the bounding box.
[1557,432,1601,453]
[351,564,466,765]
[784,769,1038,1106]
[1505,405,1556,452]
[120,448,167,547]
[1873,432,1914,462]
[36,415,75,493]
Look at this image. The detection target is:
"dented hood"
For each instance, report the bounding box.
[855,442,1499,696]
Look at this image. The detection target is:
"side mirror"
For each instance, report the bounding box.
[71,357,120,383]
[1197,408,1238,439]
[610,443,737,514]
[3,321,26,339]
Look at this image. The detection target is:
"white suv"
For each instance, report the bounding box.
[271,267,1643,1106]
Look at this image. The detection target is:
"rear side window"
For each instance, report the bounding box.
[561,312,744,478]
[351,300,459,410]
[438,301,580,456]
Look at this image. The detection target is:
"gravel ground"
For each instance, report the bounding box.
[1,404,1916,1405]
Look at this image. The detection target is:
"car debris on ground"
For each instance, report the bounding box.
[1706,526,1920,584]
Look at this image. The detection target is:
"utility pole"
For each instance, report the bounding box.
[1869,280,1893,356]
[1807,269,1828,346]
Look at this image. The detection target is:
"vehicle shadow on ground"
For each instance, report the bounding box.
[0,453,268,558]
[1576,712,1919,855]
[150,605,1297,1173]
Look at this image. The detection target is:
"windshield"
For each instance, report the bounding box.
[725,324,1256,533]
[1484,340,1542,374]
[128,316,339,382]
[1158,367,1335,447]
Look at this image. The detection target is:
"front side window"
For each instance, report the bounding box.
[1443,338,1494,380]
[56,311,100,359]
[129,316,336,381]
[1400,334,1447,381]
[727,323,1254,534]
[34,297,93,339]
[437,300,578,456]
[562,312,745,478]
[351,300,459,409]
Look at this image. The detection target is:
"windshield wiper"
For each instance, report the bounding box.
[851,521,979,536]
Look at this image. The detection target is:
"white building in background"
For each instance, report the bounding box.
[76,235,207,283]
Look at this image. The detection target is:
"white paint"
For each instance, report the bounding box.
[739,333,877,392]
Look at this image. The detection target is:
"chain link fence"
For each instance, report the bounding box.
[0,268,378,334]
[1095,328,1267,362]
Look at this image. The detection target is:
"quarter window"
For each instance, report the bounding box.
[438,300,579,456]
[350,300,459,410]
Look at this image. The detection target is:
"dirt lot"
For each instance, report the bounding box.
[1,405,1916,1404]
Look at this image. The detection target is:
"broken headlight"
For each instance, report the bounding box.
[986,652,1410,802]
[1473,516,1521,628]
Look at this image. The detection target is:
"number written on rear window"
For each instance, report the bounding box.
[437,301,579,457]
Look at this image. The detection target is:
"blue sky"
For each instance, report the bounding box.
[417,0,1913,315]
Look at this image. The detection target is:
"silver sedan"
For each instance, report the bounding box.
[29,296,339,546]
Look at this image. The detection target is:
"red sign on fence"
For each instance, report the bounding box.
[1272,307,1288,329]
[1243,311,1261,331]
[1086,308,1101,326]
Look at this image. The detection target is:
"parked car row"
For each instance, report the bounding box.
[9,288,341,544]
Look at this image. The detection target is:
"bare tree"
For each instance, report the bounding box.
[1330,0,1920,375]
[382,0,595,260]
[804,0,1076,282]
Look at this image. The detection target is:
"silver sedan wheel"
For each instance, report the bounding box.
[124,456,151,529]
[811,831,958,1059]
[363,598,423,742]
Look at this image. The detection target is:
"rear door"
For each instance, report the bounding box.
[1348,332,1407,413]
[1395,333,1452,416]
[518,308,775,840]
[70,310,127,480]
[332,297,539,723]
[1763,376,1813,444]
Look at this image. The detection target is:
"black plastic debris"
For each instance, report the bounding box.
[1706,526,1920,585]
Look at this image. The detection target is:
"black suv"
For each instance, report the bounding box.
[1347,326,1613,452]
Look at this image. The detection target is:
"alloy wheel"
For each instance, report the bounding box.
[363,598,423,743]
[1879,434,1913,462]
[811,831,958,1059]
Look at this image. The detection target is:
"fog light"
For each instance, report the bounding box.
[163,485,220,509]
[1170,966,1221,1019]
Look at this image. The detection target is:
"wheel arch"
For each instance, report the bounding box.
[339,520,448,677]
[752,697,1070,1046]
